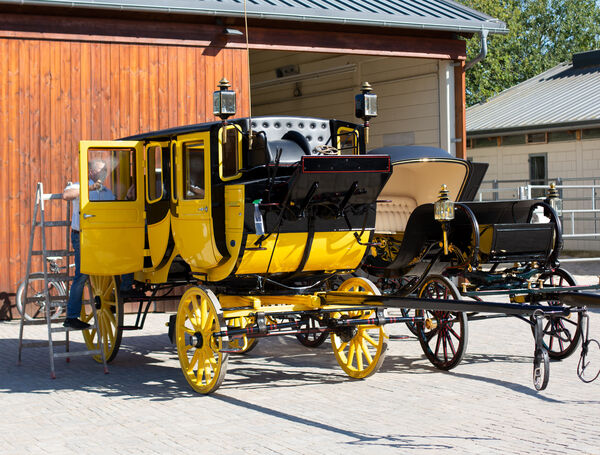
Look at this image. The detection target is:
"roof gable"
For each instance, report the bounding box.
[467,50,600,136]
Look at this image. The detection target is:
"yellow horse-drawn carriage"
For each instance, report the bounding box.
[77,82,599,393]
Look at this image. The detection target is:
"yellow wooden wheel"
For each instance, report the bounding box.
[226,315,259,354]
[176,286,229,394]
[331,277,388,379]
[82,275,123,363]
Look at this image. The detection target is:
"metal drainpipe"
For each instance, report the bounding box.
[465,30,489,70]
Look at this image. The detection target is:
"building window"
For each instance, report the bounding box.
[582,127,600,139]
[501,134,526,146]
[529,153,547,198]
[527,132,547,144]
[473,137,497,148]
[548,130,576,142]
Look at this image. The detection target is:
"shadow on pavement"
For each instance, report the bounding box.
[212,393,498,450]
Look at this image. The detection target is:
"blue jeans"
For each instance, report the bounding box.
[66,230,88,319]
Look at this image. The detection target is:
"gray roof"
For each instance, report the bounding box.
[3,0,507,34]
[467,50,600,137]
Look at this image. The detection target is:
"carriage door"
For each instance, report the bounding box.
[145,142,171,268]
[79,141,145,275]
[171,132,223,270]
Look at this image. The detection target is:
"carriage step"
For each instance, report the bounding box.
[120,325,143,331]
[54,350,101,359]
[31,249,73,257]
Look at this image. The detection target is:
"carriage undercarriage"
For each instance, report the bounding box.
[82,271,600,395]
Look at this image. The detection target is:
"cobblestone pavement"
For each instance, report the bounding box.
[1,274,600,454]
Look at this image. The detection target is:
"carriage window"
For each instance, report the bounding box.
[146,145,163,203]
[219,126,242,180]
[87,148,136,201]
[183,141,205,199]
[337,127,358,154]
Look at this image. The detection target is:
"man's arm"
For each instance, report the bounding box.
[62,181,101,200]
[62,184,79,201]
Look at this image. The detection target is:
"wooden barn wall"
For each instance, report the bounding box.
[0,37,249,310]
[251,51,441,149]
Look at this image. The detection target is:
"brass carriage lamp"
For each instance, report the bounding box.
[355,82,377,144]
[546,182,563,216]
[213,78,237,143]
[434,185,455,221]
[434,185,454,255]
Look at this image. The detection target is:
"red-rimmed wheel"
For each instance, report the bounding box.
[533,268,583,360]
[416,275,468,370]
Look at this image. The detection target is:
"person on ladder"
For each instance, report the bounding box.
[62,159,115,329]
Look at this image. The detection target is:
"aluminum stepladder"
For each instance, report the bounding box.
[17,182,108,378]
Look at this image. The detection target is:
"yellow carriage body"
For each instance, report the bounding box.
[78,116,391,287]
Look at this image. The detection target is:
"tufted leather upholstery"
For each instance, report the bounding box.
[375,196,418,233]
[251,116,331,154]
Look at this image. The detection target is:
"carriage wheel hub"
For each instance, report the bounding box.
[189,332,204,349]
[335,326,357,343]
[425,318,437,330]
[94,296,102,310]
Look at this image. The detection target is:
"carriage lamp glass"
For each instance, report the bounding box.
[434,185,455,221]
[355,82,378,119]
[547,182,563,216]
[213,78,236,119]
[355,82,377,144]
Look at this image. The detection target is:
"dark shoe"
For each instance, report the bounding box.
[63,318,91,330]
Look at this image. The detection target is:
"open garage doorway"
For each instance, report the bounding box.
[249,51,457,156]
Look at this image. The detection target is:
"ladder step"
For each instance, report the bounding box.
[34,220,71,227]
[31,250,73,257]
[21,340,67,349]
[53,349,101,359]
[28,273,71,281]
[41,193,64,201]
[22,318,59,326]
[25,295,68,303]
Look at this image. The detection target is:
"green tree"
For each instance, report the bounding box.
[458,0,600,106]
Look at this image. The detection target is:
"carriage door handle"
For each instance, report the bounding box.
[83,214,96,219]
[198,207,208,212]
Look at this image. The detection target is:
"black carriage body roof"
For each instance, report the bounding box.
[121,115,362,143]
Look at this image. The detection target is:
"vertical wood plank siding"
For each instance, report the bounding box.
[0,38,249,303]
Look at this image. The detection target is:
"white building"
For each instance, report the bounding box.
[466,50,600,251]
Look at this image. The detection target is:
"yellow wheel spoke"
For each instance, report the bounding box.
[337,339,349,352]
[186,350,201,373]
[356,342,364,370]
[361,339,373,363]
[363,332,378,347]
[347,342,356,368]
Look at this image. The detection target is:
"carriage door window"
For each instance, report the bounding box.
[146,144,163,203]
[219,125,242,180]
[337,127,358,155]
[87,148,136,201]
[529,153,547,198]
[183,141,205,199]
